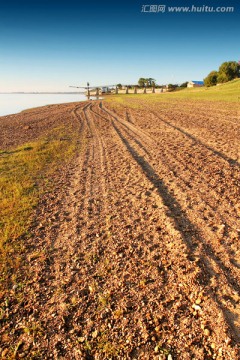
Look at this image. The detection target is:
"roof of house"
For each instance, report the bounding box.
[189,80,204,85]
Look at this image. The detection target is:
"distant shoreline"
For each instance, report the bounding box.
[0,92,85,94]
[0,93,91,117]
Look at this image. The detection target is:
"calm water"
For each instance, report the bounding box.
[0,93,99,117]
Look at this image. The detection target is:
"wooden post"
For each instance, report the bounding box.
[126,86,129,94]
[152,86,155,93]
[96,88,99,96]
[115,86,118,94]
[134,87,137,94]
[143,87,146,94]
[87,89,90,97]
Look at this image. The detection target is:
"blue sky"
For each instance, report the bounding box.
[0,0,239,91]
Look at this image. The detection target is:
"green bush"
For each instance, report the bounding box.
[218,61,239,82]
[204,71,218,87]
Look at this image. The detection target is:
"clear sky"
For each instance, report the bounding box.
[0,0,239,91]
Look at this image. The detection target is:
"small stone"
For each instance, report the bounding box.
[78,337,85,343]
[1,348,9,358]
[192,304,201,311]
[195,298,202,304]
[92,330,98,339]
[154,345,159,353]
[168,355,173,360]
[225,337,231,345]
[204,328,211,336]
[19,353,27,359]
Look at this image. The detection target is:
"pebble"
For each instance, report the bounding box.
[204,328,211,336]
[225,337,231,345]
[92,330,98,339]
[19,353,27,358]
[1,348,9,358]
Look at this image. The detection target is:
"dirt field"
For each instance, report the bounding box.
[0,99,240,359]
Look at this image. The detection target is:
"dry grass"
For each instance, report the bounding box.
[0,125,80,289]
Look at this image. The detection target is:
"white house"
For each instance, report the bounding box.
[187,80,204,88]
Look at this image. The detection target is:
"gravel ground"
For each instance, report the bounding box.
[0,99,239,359]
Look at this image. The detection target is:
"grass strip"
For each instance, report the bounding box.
[0,124,80,289]
[105,78,240,105]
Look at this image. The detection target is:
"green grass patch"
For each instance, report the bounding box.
[106,79,240,105]
[0,124,80,288]
[163,78,240,101]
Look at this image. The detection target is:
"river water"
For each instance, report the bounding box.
[0,93,98,117]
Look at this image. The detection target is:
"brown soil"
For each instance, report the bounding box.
[0,99,240,359]
[0,102,82,149]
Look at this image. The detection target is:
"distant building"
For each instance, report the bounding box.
[101,87,111,93]
[187,80,204,88]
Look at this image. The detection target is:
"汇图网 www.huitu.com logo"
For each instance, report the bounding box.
[141,4,234,13]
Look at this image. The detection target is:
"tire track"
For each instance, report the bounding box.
[100,104,239,235]
[23,102,114,356]
[104,103,239,231]
[151,110,240,168]
[97,104,240,344]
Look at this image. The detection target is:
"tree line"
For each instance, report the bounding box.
[118,79,188,89]
[138,78,156,87]
[204,61,240,87]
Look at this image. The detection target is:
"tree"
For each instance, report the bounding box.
[204,71,218,87]
[138,77,156,87]
[217,73,228,84]
[167,84,177,92]
[146,78,156,87]
[116,83,122,89]
[180,81,188,88]
[218,61,239,83]
[138,78,147,87]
